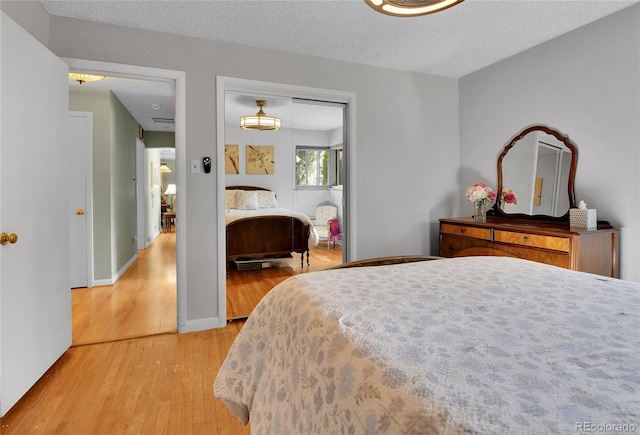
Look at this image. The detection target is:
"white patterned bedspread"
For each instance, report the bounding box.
[214,256,640,434]
[225,207,319,247]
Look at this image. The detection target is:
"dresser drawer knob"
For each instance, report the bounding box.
[523,236,529,243]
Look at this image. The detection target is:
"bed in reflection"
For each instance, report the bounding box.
[225,186,318,268]
[214,256,639,434]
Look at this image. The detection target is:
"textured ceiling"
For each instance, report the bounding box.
[46,0,637,131]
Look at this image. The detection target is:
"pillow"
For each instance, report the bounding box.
[236,190,259,210]
[225,190,239,210]
[257,190,278,208]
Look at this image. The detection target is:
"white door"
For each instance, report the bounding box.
[69,112,93,288]
[0,13,72,415]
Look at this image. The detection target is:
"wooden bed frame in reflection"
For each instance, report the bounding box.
[225,186,310,268]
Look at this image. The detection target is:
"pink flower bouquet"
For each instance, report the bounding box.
[501,188,517,205]
[465,183,496,206]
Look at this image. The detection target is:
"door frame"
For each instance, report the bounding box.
[69,110,95,288]
[215,76,357,323]
[136,138,146,250]
[62,58,187,332]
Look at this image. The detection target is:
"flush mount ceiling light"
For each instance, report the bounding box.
[240,100,282,131]
[364,0,463,17]
[68,72,106,85]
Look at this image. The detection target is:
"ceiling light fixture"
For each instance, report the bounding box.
[68,72,106,85]
[160,161,172,173]
[240,100,282,131]
[364,0,463,17]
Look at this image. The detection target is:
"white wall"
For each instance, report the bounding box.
[26,9,458,325]
[145,148,163,246]
[460,5,640,281]
[0,0,49,46]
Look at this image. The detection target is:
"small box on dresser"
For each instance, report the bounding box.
[570,208,597,230]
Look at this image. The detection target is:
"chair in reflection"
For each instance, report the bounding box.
[312,202,339,249]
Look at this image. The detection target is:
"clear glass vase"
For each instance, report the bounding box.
[473,201,487,222]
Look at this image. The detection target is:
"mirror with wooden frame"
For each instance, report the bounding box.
[489,125,577,222]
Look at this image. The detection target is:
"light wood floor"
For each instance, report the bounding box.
[72,232,178,346]
[0,234,343,433]
[0,322,251,435]
[73,232,342,344]
[226,244,343,319]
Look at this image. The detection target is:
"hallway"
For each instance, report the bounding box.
[72,232,177,346]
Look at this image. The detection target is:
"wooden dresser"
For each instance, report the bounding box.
[439,217,619,278]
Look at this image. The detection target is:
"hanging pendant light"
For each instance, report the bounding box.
[364,0,464,17]
[240,100,282,131]
[160,160,172,173]
[68,72,106,85]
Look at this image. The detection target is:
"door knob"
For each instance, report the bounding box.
[0,232,18,245]
[76,209,85,216]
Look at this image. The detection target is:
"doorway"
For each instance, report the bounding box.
[64,57,187,341]
[69,111,94,290]
[216,77,356,321]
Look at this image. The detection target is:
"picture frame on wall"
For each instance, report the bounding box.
[246,145,274,175]
[151,162,160,188]
[225,144,240,174]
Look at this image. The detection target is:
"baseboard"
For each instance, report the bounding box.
[145,229,161,248]
[114,253,138,282]
[93,253,139,287]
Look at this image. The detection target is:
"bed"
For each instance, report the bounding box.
[214,256,640,434]
[225,186,318,268]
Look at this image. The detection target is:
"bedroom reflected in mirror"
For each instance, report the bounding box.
[223,91,347,321]
[492,125,577,222]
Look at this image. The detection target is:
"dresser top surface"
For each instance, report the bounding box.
[440,217,618,236]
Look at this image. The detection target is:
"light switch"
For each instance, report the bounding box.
[190,159,201,173]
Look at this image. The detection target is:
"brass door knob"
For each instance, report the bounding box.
[76,209,85,216]
[0,232,18,245]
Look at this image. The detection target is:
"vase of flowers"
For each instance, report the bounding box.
[474,201,487,222]
[500,188,517,210]
[465,183,496,222]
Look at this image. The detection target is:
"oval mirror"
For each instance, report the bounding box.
[490,125,577,222]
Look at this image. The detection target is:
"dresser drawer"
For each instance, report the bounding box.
[494,230,569,252]
[440,223,491,241]
[439,217,618,277]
